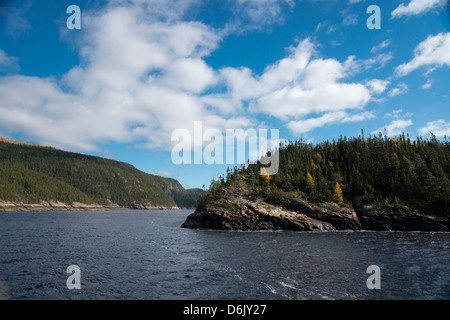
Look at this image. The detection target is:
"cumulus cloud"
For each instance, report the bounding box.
[365,79,390,94]
[395,32,450,76]
[371,119,414,137]
[228,39,372,121]
[418,119,450,137]
[371,110,414,138]
[0,1,381,152]
[391,0,447,18]
[0,3,228,152]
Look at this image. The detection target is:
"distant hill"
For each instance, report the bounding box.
[187,188,204,199]
[0,138,198,208]
[187,188,205,205]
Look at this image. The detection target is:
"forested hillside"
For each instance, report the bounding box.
[0,139,198,208]
[199,133,449,214]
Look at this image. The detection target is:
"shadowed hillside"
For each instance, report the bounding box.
[0,138,197,208]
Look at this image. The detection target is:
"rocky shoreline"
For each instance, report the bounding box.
[181,193,450,232]
[0,200,179,212]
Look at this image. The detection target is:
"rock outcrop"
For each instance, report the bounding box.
[354,204,450,231]
[182,193,450,232]
[286,197,362,230]
[182,198,336,231]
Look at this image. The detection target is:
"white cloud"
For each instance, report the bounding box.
[107,0,202,22]
[395,32,450,76]
[0,1,382,152]
[370,39,392,54]
[344,53,393,74]
[1,0,33,37]
[371,119,413,137]
[388,83,409,97]
[0,49,20,72]
[365,79,390,94]
[341,11,359,26]
[422,79,433,89]
[158,58,218,93]
[391,0,446,18]
[368,53,394,70]
[225,39,373,122]
[287,111,375,135]
[418,119,450,137]
[385,109,414,119]
[0,3,230,152]
[342,111,376,123]
[225,0,293,33]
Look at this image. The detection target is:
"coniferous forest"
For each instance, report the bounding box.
[199,133,449,215]
[0,140,199,208]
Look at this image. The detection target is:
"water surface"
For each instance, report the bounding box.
[0,210,448,299]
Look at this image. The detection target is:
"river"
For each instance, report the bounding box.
[0,210,448,300]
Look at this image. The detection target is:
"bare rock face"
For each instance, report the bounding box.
[182,198,340,231]
[181,195,450,232]
[354,204,450,231]
[286,198,362,230]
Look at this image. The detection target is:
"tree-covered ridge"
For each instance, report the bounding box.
[199,133,450,214]
[0,161,96,204]
[0,140,198,208]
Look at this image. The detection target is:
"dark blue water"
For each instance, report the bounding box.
[0,210,449,300]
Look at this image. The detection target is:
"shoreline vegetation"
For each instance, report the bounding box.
[182,133,449,232]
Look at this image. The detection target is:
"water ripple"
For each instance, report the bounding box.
[0,210,449,300]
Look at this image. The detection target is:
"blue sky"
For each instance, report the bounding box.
[0,0,449,189]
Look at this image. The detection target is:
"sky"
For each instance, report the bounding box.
[0,0,449,189]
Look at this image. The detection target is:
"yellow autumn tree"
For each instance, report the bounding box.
[261,167,272,182]
[332,182,344,204]
[306,172,314,189]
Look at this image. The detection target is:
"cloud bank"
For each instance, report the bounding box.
[0,0,403,153]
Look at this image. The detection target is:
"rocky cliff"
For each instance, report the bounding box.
[181,191,450,232]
